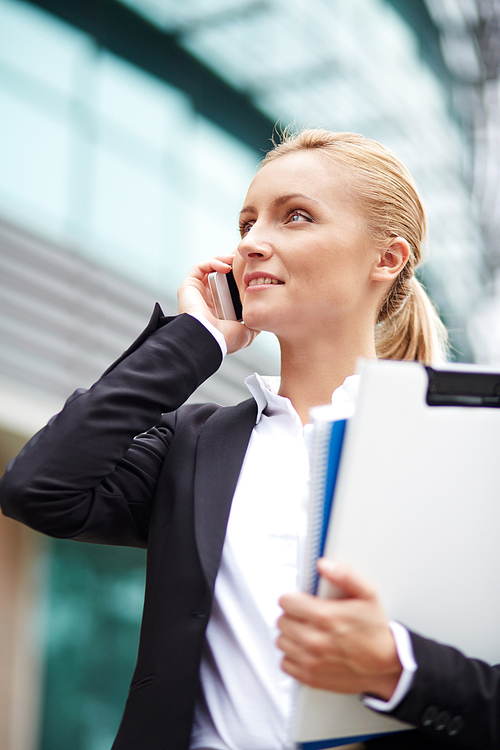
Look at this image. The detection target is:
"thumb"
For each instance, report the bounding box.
[316,558,375,600]
[226,320,260,354]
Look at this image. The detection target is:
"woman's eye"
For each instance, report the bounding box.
[239,222,253,237]
[286,211,311,224]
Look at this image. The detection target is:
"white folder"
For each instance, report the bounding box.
[294,358,500,748]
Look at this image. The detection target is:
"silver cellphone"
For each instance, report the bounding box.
[208,270,243,321]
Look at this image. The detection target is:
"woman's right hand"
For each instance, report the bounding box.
[177,255,259,355]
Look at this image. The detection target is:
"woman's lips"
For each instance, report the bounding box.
[247,277,284,287]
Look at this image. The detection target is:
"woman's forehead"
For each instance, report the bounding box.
[244,150,355,207]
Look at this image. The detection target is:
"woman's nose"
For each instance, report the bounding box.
[237,225,273,260]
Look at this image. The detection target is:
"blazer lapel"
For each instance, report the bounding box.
[193,397,257,593]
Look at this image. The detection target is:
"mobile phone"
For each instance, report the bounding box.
[208,270,243,321]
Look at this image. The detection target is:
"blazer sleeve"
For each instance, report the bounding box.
[381,630,500,749]
[0,309,223,548]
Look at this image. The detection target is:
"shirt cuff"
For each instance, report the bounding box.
[362,621,417,713]
[188,313,227,358]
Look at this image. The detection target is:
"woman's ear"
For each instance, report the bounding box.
[371,237,410,282]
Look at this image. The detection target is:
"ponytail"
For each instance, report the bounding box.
[375,277,449,365]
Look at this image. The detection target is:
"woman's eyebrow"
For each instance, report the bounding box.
[239,193,320,216]
[274,193,320,207]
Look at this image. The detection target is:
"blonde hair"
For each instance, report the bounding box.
[262,128,449,365]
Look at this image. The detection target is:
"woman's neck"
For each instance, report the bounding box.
[277,328,377,425]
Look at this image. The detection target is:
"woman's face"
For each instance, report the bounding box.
[232,150,382,341]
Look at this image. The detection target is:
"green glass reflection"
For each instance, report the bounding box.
[40,540,146,750]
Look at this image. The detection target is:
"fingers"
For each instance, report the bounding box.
[178,256,234,311]
[184,255,235,282]
[279,591,323,622]
[280,649,361,693]
[278,593,358,652]
[178,255,259,355]
[316,558,377,601]
[277,614,338,688]
[279,636,339,690]
[277,606,380,693]
[276,565,402,695]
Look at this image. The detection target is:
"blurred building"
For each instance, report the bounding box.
[425,0,500,361]
[0,1,497,748]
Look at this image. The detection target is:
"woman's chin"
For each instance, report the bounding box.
[241,309,274,334]
[241,298,287,332]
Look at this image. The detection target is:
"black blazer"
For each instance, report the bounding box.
[1,310,499,750]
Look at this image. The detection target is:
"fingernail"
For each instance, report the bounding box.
[317,558,338,574]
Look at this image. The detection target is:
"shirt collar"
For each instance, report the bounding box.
[245,374,282,423]
[244,373,360,424]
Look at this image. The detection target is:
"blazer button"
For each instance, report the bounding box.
[435,711,451,731]
[421,706,438,727]
[447,716,464,736]
[189,610,207,619]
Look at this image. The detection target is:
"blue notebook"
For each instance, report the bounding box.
[302,410,347,596]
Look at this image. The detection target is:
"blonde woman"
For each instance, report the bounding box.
[2,130,493,750]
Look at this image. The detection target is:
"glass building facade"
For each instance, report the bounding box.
[0,1,492,748]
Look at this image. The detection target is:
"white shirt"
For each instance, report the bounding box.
[190,374,308,750]
[188,317,416,750]
[190,372,372,750]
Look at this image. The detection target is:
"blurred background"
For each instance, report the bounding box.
[1,0,500,748]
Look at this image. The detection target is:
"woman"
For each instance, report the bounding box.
[1,129,495,750]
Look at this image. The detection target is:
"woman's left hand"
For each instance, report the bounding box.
[277,559,402,700]
[177,254,259,355]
